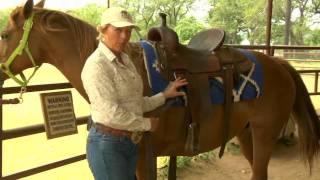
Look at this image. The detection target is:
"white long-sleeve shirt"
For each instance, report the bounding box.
[81,42,165,132]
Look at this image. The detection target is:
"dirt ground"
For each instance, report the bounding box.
[170,85,320,180]
[167,141,320,180]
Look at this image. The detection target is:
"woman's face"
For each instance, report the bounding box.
[102,25,133,55]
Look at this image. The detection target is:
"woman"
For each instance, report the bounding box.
[81,7,187,180]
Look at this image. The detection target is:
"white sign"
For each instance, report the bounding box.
[40,91,78,139]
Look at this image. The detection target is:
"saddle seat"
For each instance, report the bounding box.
[184,28,252,74]
[187,28,225,52]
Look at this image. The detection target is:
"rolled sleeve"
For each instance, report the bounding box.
[142,92,166,112]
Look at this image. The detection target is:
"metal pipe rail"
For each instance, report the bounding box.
[0,83,86,179]
[297,70,320,96]
[2,116,88,140]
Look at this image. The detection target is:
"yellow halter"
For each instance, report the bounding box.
[0,13,40,88]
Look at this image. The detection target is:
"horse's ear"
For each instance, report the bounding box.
[23,0,34,19]
[35,0,45,8]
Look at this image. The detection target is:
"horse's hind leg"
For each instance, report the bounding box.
[250,115,287,180]
[237,124,253,167]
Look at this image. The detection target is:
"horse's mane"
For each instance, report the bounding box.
[10,6,98,61]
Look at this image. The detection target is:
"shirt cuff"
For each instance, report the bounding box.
[143,118,151,131]
[154,92,166,106]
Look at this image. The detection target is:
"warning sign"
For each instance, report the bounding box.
[40,91,78,139]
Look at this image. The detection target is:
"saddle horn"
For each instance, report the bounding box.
[147,13,179,53]
[159,13,167,27]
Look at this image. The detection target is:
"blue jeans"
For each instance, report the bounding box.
[86,127,138,180]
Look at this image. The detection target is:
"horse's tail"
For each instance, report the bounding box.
[280,60,320,170]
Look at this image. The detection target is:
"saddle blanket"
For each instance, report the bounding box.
[140,40,263,105]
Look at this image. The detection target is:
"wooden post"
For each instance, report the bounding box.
[266,0,273,55]
[168,156,177,180]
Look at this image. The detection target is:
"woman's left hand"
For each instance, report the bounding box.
[163,77,188,99]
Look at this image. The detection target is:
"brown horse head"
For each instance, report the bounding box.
[0,0,46,79]
[0,0,97,100]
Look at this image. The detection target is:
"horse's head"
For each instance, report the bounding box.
[0,0,45,86]
[147,13,181,80]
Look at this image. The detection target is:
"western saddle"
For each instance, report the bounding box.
[147,13,252,156]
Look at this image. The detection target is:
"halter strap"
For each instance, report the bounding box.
[0,13,40,87]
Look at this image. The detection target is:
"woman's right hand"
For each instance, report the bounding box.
[163,77,188,99]
[149,117,160,132]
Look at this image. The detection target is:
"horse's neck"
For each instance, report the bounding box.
[47,49,90,101]
[41,29,98,102]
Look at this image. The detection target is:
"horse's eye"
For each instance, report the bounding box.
[0,34,9,40]
[0,64,7,71]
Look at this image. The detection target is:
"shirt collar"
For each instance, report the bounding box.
[98,41,130,66]
[98,41,117,62]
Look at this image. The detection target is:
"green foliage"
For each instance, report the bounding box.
[177,150,216,168]
[177,156,192,167]
[305,29,320,45]
[242,0,266,44]
[194,150,216,161]
[208,0,246,44]
[273,0,320,45]
[1,0,319,47]
[208,0,320,45]
[174,17,206,44]
[114,0,196,39]
[208,0,266,44]
[226,142,241,155]
[69,4,106,26]
[156,0,195,27]
[113,0,160,39]
[0,9,11,31]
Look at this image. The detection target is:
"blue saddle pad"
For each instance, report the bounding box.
[140,40,263,105]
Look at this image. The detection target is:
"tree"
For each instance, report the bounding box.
[208,0,319,46]
[0,9,10,31]
[312,0,320,13]
[207,0,244,44]
[305,28,320,44]
[69,4,106,26]
[273,0,319,45]
[113,0,160,39]
[284,0,292,45]
[114,0,196,39]
[242,0,266,44]
[174,17,205,44]
[157,0,195,27]
[207,0,266,45]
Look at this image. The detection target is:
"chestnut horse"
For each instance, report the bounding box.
[0,1,319,180]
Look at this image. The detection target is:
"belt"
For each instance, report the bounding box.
[93,123,143,144]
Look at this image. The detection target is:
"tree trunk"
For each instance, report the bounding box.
[284,0,292,45]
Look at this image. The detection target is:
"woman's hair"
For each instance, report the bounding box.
[96,24,109,41]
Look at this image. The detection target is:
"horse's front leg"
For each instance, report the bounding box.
[136,135,157,180]
[136,148,147,180]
